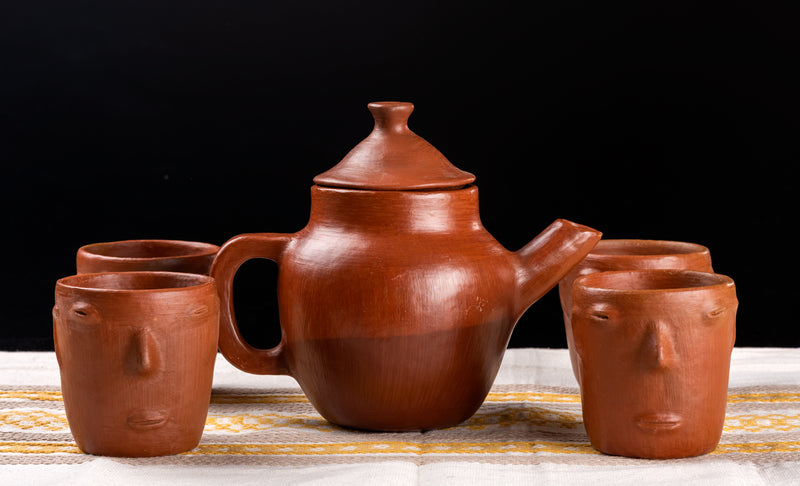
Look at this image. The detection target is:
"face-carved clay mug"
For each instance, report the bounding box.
[558,239,713,383]
[572,269,737,459]
[76,239,219,275]
[53,272,219,457]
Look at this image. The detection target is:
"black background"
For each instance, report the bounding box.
[2,1,797,351]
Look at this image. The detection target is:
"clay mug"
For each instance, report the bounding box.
[558,239,713,383]
[76,239,219,275]
[211,101,602,431]
[53,271,219,457]
[571,269,737,459]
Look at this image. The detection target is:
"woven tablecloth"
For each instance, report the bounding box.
[1,347,798,485]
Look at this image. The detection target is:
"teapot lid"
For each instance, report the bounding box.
[313,101,476,190]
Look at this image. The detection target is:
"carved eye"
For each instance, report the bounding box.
[69,302,101,324]
[584,304,618,323]
[707,306,728,319]
[189,304,210,317]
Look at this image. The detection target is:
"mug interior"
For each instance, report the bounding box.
[57,271,213,291]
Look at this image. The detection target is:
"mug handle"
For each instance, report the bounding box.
[210,233,293,375]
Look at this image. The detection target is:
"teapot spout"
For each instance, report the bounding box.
[513,219,602,317]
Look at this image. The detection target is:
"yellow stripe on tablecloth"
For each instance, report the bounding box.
[728,392,800,404]
[712,441,800,454]
[191,440,800,457]
[2,440,799,457]
[0,391,63,402]
[0,409,68,431]
[0,440,595,456]
[187,441,598,456]
[485,392,580,403]
[204,412,335,433]
[0,441,80,454]
[724,413,800,433]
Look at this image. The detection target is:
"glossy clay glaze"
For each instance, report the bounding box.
[211,101,602,431]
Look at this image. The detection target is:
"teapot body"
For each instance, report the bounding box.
[278,185,518,430]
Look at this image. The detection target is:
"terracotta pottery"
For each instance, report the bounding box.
[76,239,219,275]
[558,239,713,383]
[210,101,602,431]
[53,271,219,457]
[571,269,737,459]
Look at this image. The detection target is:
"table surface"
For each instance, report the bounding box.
[1,347,799,485]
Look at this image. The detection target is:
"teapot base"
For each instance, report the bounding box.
[288,320,510,432]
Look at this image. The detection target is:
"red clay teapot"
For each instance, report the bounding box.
[211,101,601,431]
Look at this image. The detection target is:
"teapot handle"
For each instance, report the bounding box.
[210,233,293,375]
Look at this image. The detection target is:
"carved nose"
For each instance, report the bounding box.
[126,328,160,376]
[641,321,677,369]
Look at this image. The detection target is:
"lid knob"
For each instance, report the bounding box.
[369,101,414,133]
[313,101,476,190]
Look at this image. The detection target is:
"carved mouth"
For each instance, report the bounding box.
[635,413,681,431]
[126,410,169,430]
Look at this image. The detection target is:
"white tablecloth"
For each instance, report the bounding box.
[1,348,799,485]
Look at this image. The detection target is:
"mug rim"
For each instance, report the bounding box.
[77,239,219,261]
[56,271,216,293]
[588,239,710,258]
[574,269,734,294]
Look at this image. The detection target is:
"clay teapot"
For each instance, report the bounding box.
[211,101,602,431]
